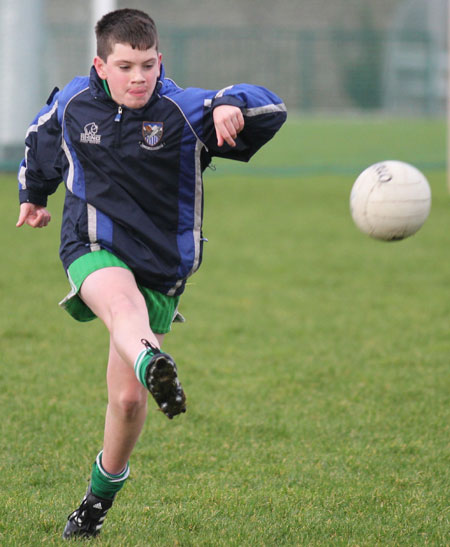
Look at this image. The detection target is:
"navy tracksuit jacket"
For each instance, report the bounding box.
[18,65,287,295]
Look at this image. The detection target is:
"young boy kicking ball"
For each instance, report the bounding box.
[17,8,286,539]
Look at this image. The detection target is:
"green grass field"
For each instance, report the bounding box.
[0,117,448,545]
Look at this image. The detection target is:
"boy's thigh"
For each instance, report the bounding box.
[80,266,146,320]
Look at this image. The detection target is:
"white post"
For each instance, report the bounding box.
[447,0,450,192]
[90,0,117,61]
[0,0,43,149]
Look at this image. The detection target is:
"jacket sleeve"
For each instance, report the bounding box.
[18,88,63,206]
[203,84,287,162]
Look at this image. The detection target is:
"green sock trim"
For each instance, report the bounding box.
[134,348,155,387]
[90,451,130,500]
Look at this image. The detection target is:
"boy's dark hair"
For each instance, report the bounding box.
[95,8,159,60]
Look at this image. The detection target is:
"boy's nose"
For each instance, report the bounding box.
[131,69,145,82]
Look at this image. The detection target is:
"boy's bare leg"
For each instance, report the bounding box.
[79,263,185,417]
[79,267,160,364]
[101,334,164,474]
[61,270,164,540]
[79,265,185,425]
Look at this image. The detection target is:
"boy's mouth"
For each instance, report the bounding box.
[129,88,148,97]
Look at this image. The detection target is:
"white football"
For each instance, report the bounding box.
[350,160,431,241]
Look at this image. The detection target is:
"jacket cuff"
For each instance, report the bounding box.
[19,189,48,206]
[211,95,246,111]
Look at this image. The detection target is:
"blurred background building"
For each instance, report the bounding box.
[0,0,447,169]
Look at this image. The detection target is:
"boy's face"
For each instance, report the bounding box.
[94,42,162,109]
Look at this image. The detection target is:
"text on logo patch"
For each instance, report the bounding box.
[80,122,102,144]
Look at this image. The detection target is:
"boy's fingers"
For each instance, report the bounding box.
[219,133,235,148]
[31,209,51,228]
[213,105,244,148]
[217,119,240,147]
[16,204,51,228]
[16,204,31,227]
[218,130,235,148]
[216,126,234,147]
[235,110,245,132]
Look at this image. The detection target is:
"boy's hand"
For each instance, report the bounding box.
[213,105,244,148]
[16,202,51,228]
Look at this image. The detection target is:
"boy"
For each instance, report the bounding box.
[17,8,286,540]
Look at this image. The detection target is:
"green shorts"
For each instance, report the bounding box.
[58,250,183,334]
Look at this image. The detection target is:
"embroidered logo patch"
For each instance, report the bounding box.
[80,122,101,144]
[142,122,164,147]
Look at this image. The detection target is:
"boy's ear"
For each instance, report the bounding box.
[157,52,163,76]
[94,56,107,79]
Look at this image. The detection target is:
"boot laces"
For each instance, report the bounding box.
[141,338,160,354]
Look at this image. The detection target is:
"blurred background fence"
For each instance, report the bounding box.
[0,0,447,170]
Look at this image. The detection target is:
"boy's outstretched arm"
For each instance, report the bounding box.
[201,83,287,161]
[16,202,51,228]
[213,105,245,148]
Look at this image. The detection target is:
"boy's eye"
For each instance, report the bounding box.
[118,64,154,70]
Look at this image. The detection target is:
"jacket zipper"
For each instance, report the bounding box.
[114,106,123,147]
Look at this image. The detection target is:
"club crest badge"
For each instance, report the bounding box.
[142,122,164,147]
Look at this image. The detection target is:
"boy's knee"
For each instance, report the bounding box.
[113,389,148,420]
